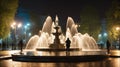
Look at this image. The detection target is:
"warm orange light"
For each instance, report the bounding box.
[18,23,22,28]
[11,22,16,29]
[11,22,22,28]
[75,24,78,28]
[116,27,120,31]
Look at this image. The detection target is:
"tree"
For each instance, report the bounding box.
[106,0,120,42]
[79,5,101,41]
[0,0,19,39]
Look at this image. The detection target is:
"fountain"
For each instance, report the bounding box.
[25,16,98,51]
[12,15,108,62]
[48,16,65,49]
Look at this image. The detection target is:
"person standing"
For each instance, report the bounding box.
[106,39,111,54]
[18,39,24,54]
[65,38,71,49]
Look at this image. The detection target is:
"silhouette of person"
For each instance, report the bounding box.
[106,39,111,54]
[18,39,24,54]
[65,38,71,49]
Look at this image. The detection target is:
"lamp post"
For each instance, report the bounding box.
[116,26,120,49]
[11,22,22,49]
[24,23,30,44]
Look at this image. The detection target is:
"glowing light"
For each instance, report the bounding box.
[24,26,27,29]
[24,23,30,29]
[18,23,22,28]
[98,34,102,38]
[28,33,31,36]
[116,27,120,31]
[13,22,16,25]
[11,22,16,29]
[75,24,78,28]
[103,33,107,37]
[27,23,30,26]
[11,22,22,28]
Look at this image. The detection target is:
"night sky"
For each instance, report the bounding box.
[19,0,112,18]
[17,0,112,32]
[17,0,112,34]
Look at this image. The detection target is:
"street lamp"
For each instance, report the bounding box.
[11,22,22,49]
[116,26,120,49]
[98,32,107,48]
[116,27,120,31]
[24,23,30,44]
[11,22,22,35]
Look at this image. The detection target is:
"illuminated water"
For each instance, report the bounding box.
[25,16,98,50]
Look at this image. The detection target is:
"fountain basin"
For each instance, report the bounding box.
[12,54,108,62]
[36,47,81,51]
[12,50,108,62]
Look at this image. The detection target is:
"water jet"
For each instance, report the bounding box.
[12,15,108,62]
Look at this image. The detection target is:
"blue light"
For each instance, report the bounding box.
[24,23,30,29]
[0,39,2,44]
[28,33,31,36]
[103,33,107,37]
[27,23,30,26]
[24,26,27,29]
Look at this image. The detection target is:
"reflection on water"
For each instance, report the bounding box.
[0,58,120,67]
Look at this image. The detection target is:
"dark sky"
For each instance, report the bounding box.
[19,0,112,18]
[18,0,112,32]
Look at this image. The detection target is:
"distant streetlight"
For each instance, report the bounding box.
[116,27,120,31]
[103,32,107,37]
[11,22,22,49]
[116,26,120,49]
[27,23,30,26]
[11,22,22,36]
[98,34,102,38]
[18,23,22,28]
[98,32,108,48]
[28,33,31,37]
[24,23,30,44]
